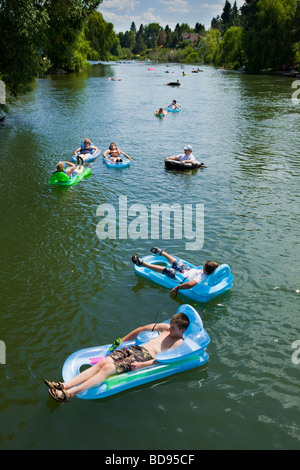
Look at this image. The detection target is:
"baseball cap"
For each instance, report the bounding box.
[184,145,193,151]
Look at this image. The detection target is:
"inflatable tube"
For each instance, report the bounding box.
[62,304,210,400]
[103,156,130,169]
[49,167,91,186]
[165,159,207,170]
[72,143,101,163]
[133,254,234,303]
[167,106,181,113]
[167,82,180,86]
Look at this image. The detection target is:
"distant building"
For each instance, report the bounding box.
[180,33,199,46]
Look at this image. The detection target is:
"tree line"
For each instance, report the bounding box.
[114,0,300,72]
[0,0,299,107]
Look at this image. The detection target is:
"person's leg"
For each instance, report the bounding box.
[51,358,117,399]
[132,254,176,279]
[151,248,177,265]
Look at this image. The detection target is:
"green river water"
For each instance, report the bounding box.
[0,62,299,450]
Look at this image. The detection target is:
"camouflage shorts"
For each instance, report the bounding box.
[110,345,153,374]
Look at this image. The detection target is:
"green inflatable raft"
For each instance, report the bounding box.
[49,167,91,186]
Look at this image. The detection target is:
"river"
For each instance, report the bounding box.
[0,62,299,450]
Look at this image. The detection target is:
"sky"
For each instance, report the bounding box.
[97,0,245,33]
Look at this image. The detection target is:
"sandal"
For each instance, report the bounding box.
[44,380,64,391]
[131,254,144,266]
[48,388,70,402]
[151,247,164,255]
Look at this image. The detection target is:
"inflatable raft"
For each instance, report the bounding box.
[103,156,130,169]
[72,143,101,163]
[165,159,207,170]
[49,167,91,186]
[62,304,210,400]
[167,106,181,113]
[133,254,234,303]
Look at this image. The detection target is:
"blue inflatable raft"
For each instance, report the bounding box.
[72,143,101,163]
[133,254,234,302]
[103,156,130,169]
[62,304,210,400]
[167,106,181,112]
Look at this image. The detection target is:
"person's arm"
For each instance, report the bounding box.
[74,147,81,155]
[64,162,76,176]
[165,155,178,161]
[170,279,197,295]
[119,149,133,160]
[121,322,168,343]
[102,149,110,158]
[131,358,158,370]
[180,156,195,165]
[91,145,99,153]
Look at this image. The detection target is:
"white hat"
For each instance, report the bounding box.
[184,145,193,151]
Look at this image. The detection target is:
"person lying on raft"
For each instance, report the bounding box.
[74,138,99,162]
[155,108,167,116]
[168,100,182,110]
[53,156,84,178]
[102,142,133,162]
[132,248,219,296]
[165,145,195,165]
[45,312,190,402]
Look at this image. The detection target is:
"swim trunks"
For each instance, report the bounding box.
[172,259,192,274]
[110,345,153,374]
[170,260,208,284]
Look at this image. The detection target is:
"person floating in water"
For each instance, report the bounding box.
[132,248,219,296]
[53,156,84,178]
[102,142,132,162]
[155,108,167,116]
[45,312,190,402]
[165,145,195,165]
[168,100,182,110]
[74,138,99,162]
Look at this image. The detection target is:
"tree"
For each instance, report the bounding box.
[243,0,297,71]
[130,21,137,33]
[43,0,102,70]
[211,15,223,32]
[202,29,222,63]
[133,24,147,54]
[195,22,205,33]
[219,26,244,67]
[221,0,232,31]
[0,0,48,96]
[144,23,162,48]
[84,11,116,60]
[164,25,173,47]
[158,29,167,46]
